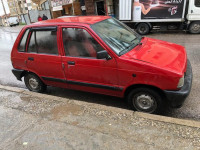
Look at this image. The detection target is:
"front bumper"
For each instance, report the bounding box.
[164,60,193,108]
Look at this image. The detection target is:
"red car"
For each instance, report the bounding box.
[11,16,192,114]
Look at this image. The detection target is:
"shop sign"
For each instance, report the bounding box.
[52,5,63,11]
[51,0,63,7]
[62,0,73,5]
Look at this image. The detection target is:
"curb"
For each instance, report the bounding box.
[0,84,200,128]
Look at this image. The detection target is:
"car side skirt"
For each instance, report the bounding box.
[42,76,123,91]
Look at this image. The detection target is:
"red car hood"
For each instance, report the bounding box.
[122,37,187,75]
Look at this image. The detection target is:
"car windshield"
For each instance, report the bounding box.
[91,18,141,56]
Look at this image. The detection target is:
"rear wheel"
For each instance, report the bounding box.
[189,22,200,34]
[127,88,163,114]
[136,23,150,35]
[24,73,46,93]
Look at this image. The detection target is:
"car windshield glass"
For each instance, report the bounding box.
[91,18,141,56]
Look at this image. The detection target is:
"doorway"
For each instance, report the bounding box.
[96,1,105,15]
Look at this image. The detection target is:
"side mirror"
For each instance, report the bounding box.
[97,50,111,60]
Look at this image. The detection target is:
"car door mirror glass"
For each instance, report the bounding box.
[97,50,111,60]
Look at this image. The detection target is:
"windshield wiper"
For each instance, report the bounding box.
[119,38,141,55]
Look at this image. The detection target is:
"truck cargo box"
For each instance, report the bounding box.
[119,0,187,22]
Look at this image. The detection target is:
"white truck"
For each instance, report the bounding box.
[118,0,200,34]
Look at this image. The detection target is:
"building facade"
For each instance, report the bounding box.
[6,0,52,24]
[51,0,81,18]
[84,0,114,16]
[7,0,38,16]
[50,0,114,18]
[6,0,115,22]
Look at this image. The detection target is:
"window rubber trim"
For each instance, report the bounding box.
[30,26,57,31]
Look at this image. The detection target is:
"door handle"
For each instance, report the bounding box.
[28,57,34,61]
[67,61,75,65]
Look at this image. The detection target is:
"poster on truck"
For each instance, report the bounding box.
[133,0,185,21]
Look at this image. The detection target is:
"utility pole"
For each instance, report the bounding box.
[1,0,9,26]
[48,0,53,19]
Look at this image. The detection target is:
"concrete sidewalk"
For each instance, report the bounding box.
[0,85,199,150]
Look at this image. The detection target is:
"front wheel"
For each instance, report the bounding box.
[127,88,163,114]
[24,73,46,93]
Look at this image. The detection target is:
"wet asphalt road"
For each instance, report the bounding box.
[0,26,200,121]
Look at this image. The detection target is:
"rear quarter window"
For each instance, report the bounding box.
[18,29,30,52]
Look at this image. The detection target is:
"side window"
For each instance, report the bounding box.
[62,28,104,58]
[28,30,58,55]
[195,0,200,7]
[18,29,30,52]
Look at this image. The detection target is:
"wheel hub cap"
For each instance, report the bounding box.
[140,26,146,32]
[136,95,155,110]
[29,78,39,89]
[193,24,200,31]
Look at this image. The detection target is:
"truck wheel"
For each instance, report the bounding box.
[189,22,200,34]
[24,73,46,93]
[136,23,150,35]
[127,88,163,114]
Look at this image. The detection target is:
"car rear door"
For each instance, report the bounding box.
[25,26,67,88]
[61,26,122,96]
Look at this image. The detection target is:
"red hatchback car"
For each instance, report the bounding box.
[11,16,192,114]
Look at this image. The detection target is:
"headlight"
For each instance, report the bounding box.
[177,76,184,88]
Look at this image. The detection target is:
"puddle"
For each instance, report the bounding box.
[8,95,31,104]
[19,96,32,102]
[0,90,31,106]
[51,103,82,120]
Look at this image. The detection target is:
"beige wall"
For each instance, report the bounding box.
[7,0,21,16]
[7,0,39,16]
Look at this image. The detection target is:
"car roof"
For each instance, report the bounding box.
[33,16,111,25]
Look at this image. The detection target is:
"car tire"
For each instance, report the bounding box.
[24,73,46,93]
[189,22,200,34]
[127,88,163,114]
[136,23,150,35]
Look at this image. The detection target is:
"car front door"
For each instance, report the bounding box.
[61,27,121,96]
